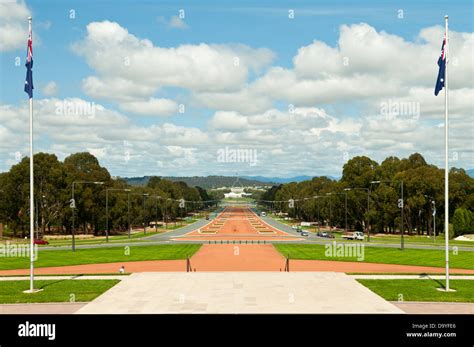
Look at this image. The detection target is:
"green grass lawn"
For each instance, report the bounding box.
[4,217,203,248]
[0,244,201,271]
[364,235,474,247]
[357,279,474,302]
[0,280,119,303]
[41,233,153,247]
[274,244,474,270]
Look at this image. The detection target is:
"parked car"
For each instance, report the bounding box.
[34,239,49,245]
[301,230,309,236]
[317,231,334,238]
[293,225,302,232]
[260,212,267,217]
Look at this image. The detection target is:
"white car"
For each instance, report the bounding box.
[342,231,365,240]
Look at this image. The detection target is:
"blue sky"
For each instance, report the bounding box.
[0,0,473,177]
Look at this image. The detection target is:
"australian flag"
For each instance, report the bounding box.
[434,38,446,96]
[24,27,33,98]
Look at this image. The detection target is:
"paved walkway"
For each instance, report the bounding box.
[393,302,474,314]
[2,299,470,314]
[76,272,403,314]
[0,303,86,314]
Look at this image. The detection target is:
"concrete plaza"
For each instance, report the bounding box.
[76,272,403,314]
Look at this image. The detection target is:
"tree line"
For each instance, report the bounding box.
[260,153,474,238]
[0,152,215,237]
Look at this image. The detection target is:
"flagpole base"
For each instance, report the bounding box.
[22,289,43,294]
[436,288,456,293]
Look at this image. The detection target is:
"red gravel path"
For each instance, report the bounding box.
[178,206,302,241]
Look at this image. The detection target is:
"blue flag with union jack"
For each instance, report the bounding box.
[24,26,33,98]
[434,38,446,96]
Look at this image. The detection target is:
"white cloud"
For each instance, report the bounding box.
[41,81,58,96]
[197,23,473,111]
[193,86,273,115]
[119,98,179,116]
[209,107,332,133]
[0,0,31,51]
[81,76,156,103]
[0,125,19,151]
[291,23,473,90]
[1,96,471,177]
[0,98,211,174]
[72,21,274,104]
[209,111,249,131]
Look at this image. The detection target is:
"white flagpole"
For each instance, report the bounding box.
[444,15,450,291]
[28,16,35,293]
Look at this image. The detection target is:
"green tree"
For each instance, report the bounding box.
[64,152,112,234]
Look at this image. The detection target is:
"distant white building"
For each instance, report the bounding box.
[224,186,252,199]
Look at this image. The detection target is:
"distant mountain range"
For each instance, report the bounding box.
[242,175,315,183]
[123,175,277,189]
[122,174,340,189]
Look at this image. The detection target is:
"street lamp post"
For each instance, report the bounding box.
[143,193,149,234]
[345,193,348,232]
[127,192,131,239]
[371,180,404,250]
[344,188,371,241]
[424,195,436,242]
[432,200,436,242]
[155,196,158,233]
[106,188,131,242]
[71,181,104,251]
